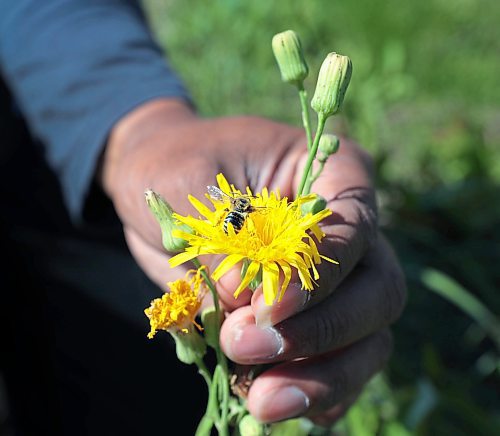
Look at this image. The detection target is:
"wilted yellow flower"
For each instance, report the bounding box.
[145,268,207,338]
[169,174,337,305]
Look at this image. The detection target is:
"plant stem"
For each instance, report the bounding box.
[297,112,327,196]
[194,356,212,388]
[191,257,230,436]
[298,83,313,150]
[303,160,326,195]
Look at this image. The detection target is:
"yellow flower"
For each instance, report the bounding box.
[169,174,337,305]
[144,268,207,338]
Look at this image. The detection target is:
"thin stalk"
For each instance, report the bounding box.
[191,257,230,436]
[194,356,212,388]
[303,160,326,195]
[196,366,222,436]
[298,83,313,150]
[297,112,327,196]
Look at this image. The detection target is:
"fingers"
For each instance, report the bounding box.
[245,330,393,424]
[252,139,378,326]
[220,236,406,364]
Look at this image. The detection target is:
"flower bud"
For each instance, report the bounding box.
[201,306,223,349]
[317,133,340,163]
[172,327,207,365]
[311,52,352,117]
[301,194,327,215]
[238,414,265,436]
[272,30,309,85]
[144,189,192,253]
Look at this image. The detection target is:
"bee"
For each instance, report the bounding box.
[207,185,256,234]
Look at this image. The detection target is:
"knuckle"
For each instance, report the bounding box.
[327,309,352,349]
[307,307,353,354]
[309,312,334,354]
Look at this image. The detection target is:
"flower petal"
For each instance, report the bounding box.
[169,251,199,268]
[211,254,245,281]
[188,195,216,220]
[277,260,292,302]
[234,261,261,298]
[262,262,280,305]
[216,173,232,194]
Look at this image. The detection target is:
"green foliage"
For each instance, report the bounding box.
[142,0,500,434]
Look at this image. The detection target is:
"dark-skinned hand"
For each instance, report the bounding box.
[101,98,407,425]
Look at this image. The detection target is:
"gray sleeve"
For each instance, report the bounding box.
[0,0,191,219]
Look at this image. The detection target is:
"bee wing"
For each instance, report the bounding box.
[207,185,230,203]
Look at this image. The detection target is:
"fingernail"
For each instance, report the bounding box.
[254,283,310,328]
[229,324,283,361]
[255,386,310,422]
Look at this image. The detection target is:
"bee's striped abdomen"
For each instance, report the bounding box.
[223,211,247,234]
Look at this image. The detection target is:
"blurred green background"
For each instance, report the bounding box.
[143,0,500,434]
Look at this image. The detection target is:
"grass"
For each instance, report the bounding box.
[142,0,500,433]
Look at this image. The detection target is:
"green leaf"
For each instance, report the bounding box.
[421,268,500,351]
[403,377,438,430]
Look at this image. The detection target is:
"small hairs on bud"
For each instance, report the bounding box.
[311,52,352,118]
[272,30,309,85]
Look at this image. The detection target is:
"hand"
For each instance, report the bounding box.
[101,98,407,426]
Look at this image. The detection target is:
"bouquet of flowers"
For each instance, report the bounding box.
[143,30,352,436]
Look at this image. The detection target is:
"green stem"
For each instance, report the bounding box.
[191,258,230,436]
[298,83,313,150]
[303,160,326,195]
[194,356,212,388]
[196,365,223,436]
[297,112,327,196]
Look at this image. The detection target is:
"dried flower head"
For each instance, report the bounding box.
[144,268,207,338]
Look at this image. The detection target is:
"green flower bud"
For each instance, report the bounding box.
[272,30,309,85]
[144,189,192,253]
[239,414,265,436]
[171,327,207,365]
[317,133,340,163]
[201,306,223,349]
[311,52,352,118]
[301,194,327,215]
